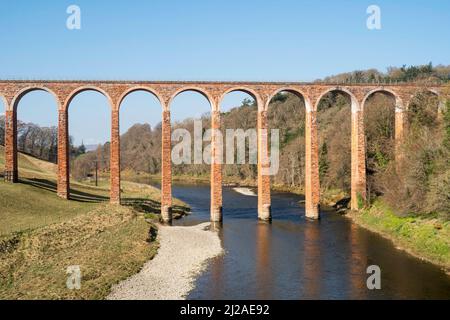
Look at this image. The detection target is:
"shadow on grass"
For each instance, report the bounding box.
[20,178,109,203]
[147,225,158,242]
[122,198,161,214]
[122,197,190,219]
[18,177,190,217]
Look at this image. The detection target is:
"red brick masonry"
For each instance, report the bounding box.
[1,81,446,222]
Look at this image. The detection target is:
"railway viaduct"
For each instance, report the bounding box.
[0,80,447,222]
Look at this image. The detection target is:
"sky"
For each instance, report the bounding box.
[0,0,449,145]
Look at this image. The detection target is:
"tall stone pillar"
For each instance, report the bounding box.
[210,110,223,222]
[257,110,271,221]
[305,110,320,219]
[4,109,18,182]
[161,110,172,223]
[110,109,121,204]
[57,107,70,199]
[350,109,366,210]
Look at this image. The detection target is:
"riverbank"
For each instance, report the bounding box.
[0,200,160,299]
[0,175,191,299]
[348,200,450,274]
[169,176,450,274]
[122,171,348,207]
[107,222,223,300]
[122,169,450,275]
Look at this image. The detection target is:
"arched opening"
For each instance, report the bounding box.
[13,89,58,185]
[169,89,212,220]
[408,90,440,129]
[118,89,162,196]
[363,91,396,202]
[68,89,111,201]
[383,89,445,216]
[267,90,307,196]
[220,89,260,220]
[220,90,258,188]
[316,90,354,202]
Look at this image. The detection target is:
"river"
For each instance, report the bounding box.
[150,181,450,299]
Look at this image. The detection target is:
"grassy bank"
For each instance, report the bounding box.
[0,147,189,299]
[349,200,450,272]
[0,203,159,299]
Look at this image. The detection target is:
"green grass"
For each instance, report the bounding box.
[0,180,98,235]
[0,146,189,299]
[0,145,51,174]
[354,200,450,270]
[0,204,159,299]
[0,145,188,235]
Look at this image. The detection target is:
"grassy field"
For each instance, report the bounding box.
[350,200,450,272]
[0,146,188,299]
[0,203,159,299]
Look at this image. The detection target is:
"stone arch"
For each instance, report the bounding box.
[11,86,60,111]
[314,86,360,209]
[362,88,402,112]
[62,85,113,200]
[64,86,113,111]
[361,88,398,200]
[266,87,312,111]
[314,87,360,113]
[218,87,262,112]
[423,88,440,97]
[168,87,214,111]
[408,87,441,107]
[9,86,60,181]
[117,86,164,111]
[407,88,442,124]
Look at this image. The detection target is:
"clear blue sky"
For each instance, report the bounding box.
[1,0,449,145]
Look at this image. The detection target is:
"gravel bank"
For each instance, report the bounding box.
[107,222,223,300]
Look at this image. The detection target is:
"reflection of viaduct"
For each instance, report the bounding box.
[1,81,447,222]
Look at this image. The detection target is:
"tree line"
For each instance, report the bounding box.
[0,117,86,164]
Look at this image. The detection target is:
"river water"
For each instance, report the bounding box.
[153,181,450,299]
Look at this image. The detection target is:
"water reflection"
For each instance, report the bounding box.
[255,222,272,299]
[209,225,224,299]
[302,220,321,299]
[137,179,450,299]
[349,222,369,299]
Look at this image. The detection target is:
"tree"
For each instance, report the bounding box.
[319,142,329,181]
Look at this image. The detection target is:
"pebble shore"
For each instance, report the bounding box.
[107,222,223,300]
